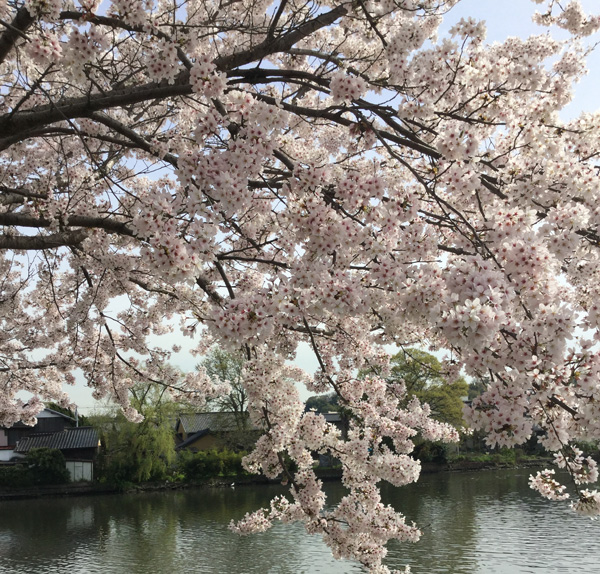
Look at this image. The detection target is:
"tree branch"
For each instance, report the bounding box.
[0,212,135,237]
[0,5,348,150]
[0,8,34,65]
[0,230,88,249]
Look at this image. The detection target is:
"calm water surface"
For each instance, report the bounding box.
[0,469,599,574]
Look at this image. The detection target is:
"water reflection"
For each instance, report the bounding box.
[382,470,600,574]
[0,469,598,573]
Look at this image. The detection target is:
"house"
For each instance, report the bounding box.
[322,412,346,436]
[0,408,76,462]
[13,426,101,481]
[175,412,260,452]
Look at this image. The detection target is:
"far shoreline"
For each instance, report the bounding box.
[0,457,553,502]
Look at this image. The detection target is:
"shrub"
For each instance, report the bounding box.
[220,450,245,476]
[181,449,221,479]
[179,449,249,480]
[26,448,70,485]
[414,441,449,464]
[204,450,224,476]
[0,464,32,487]
[491,448,516,464]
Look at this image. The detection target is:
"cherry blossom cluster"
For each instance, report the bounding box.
[329,71,368,103]
[571,490,600,517]
[554,448,599,485]
[77,0,100,11]
[61,26,110,83]
[533,0,600,36]
[25,31,61,66]
[108,0,148,27]
[145,38,180,84]
[529,469,570,501]
[24,0,62,20]
[190,56,226,99]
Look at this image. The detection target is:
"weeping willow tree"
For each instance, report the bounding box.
[95,383,179,484]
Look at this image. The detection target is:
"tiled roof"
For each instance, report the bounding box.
[177,412,248,434]
[14,427,100,453]
[322,412,342,423]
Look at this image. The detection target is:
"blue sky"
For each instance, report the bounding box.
[441,0,600,118]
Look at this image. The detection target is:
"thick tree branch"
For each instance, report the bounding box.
[0,212,135,236]
[216,5,348,70]
[0,5,348,150]
[0,230,87,249]
[0,8,34,65]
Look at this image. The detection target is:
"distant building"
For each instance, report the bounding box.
[0,408,100,481]
[175,412,260,451]
[174,411,346,454]
[0,408,75,462]
[13,427,101,481]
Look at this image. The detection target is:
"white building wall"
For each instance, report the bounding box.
[66,460,93,482]
[0,450,23,461]
[0,449,15,461]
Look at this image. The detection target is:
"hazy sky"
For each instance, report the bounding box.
[67,0,600,413]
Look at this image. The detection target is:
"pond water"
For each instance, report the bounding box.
[0,468,599,573]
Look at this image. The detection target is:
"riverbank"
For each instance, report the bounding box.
[0,481,118,500]
[424,457,553,473]
[0,473,294,501]
[0,456,553,501]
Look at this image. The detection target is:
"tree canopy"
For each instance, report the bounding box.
[388,349,468,428]
[305,392,340,413]
[1,0,600,571]
[201,347,249,424]
[93,382,178,484]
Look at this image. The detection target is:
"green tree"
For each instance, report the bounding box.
[94,384,177,484]
[199,349,266,451]
[305,392,340,413]
[201,348,248,428]
[468,378,489,401]
[388,349,468,428]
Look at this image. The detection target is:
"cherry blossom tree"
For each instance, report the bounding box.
[1,0,600,570]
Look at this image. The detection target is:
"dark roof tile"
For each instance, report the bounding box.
[14,427,100,453]
[177,412,254,434]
